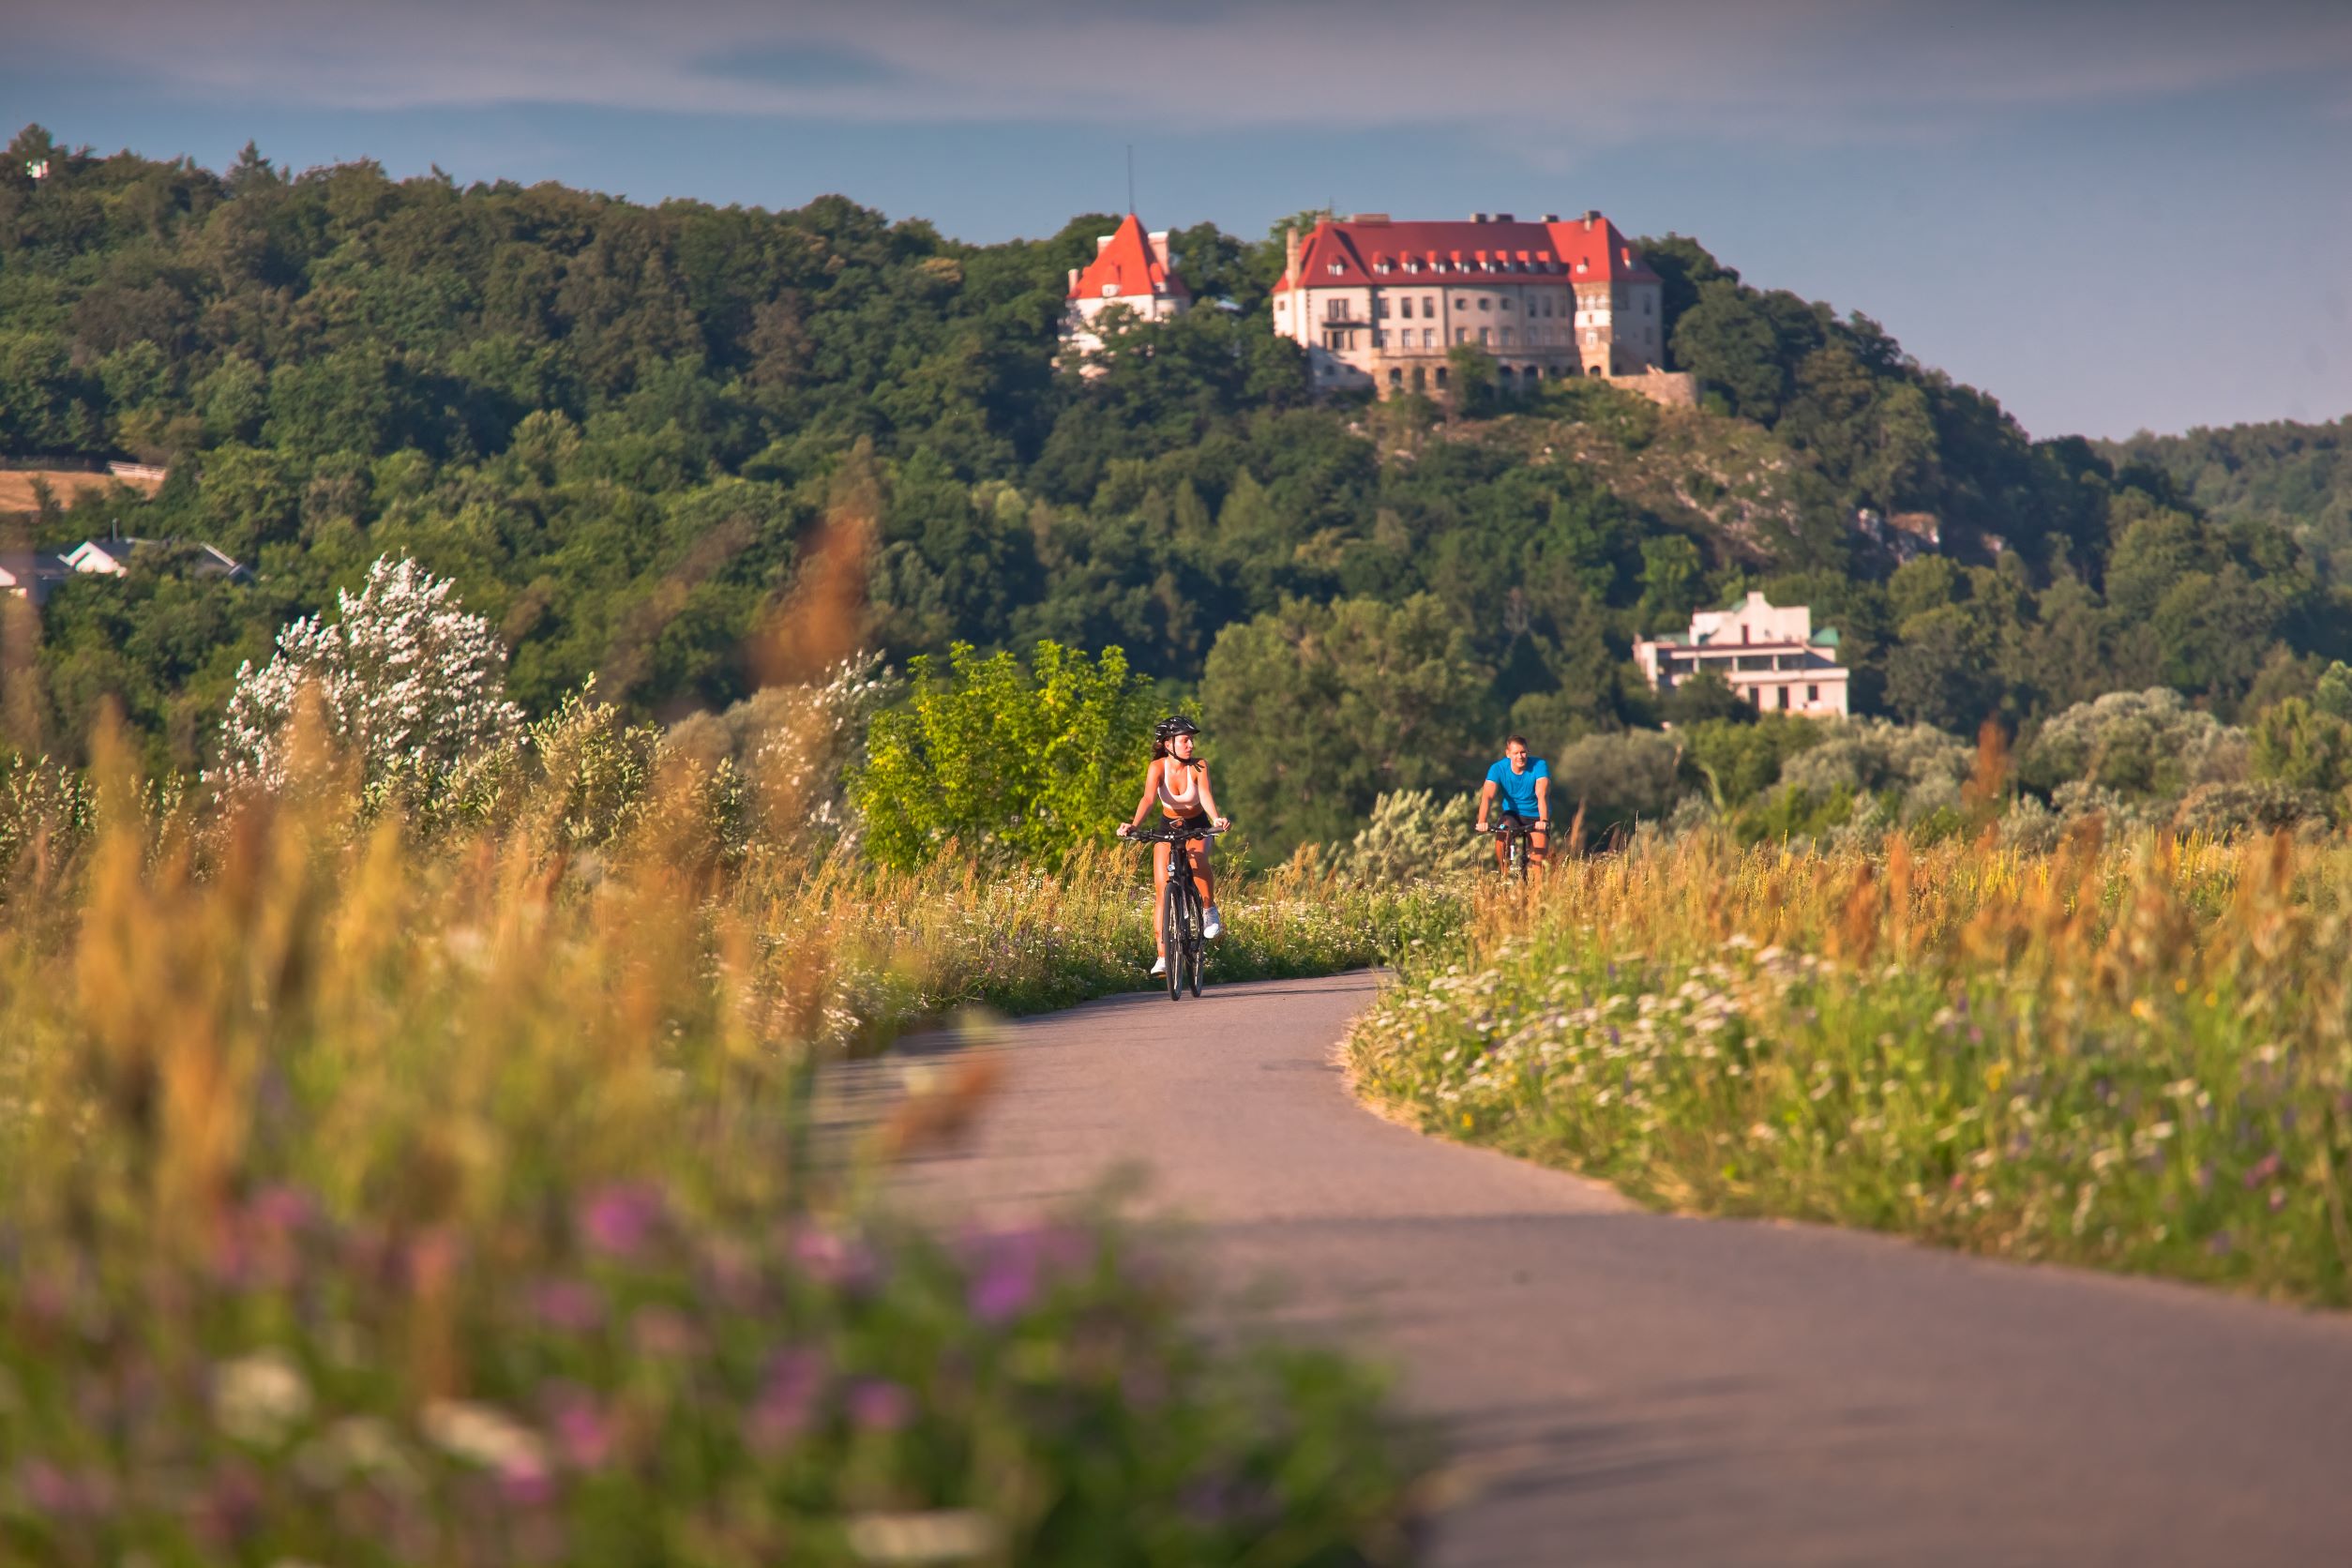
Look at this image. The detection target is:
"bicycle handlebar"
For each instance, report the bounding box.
[1475,820,1547,835]
[1123,822,1228,844]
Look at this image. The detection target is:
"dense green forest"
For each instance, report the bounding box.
[4,122,2348,850]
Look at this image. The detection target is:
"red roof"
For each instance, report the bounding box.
[1273,213,1660,293]
[1068,213,1190,303]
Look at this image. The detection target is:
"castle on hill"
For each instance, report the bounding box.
[1061,208,1691,405]
[1060,213,1189,369]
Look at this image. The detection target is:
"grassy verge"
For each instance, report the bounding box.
[1349,832,2352,1306]
[0,755,1441,1564]
[775,843,1467,1047]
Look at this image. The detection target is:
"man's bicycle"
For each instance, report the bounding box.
[1478,818,1545,882]
[1124,821,1226,1001]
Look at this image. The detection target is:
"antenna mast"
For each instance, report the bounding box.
[1126,144,1135,215]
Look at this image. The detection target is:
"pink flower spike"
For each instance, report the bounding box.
[544,1386,616,1471]
[579,1183,667,1259]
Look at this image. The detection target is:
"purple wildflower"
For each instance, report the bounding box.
[847,1379,914,1433]
[2208,1230,2234,1257]
[2243,1152,2284,1190]
[500,1452,557,1508]
[247,1184,319,1234]
[746,1349,825,1455]
[579,1183,666,1259]
[17,1460,90,1518]
[789,1223,877,1290]
[529,1279,603,1333]
[631,1306,699,1358]
[543,1384,616,1471]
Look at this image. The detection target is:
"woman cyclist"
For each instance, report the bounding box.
[1117,716,1230,977]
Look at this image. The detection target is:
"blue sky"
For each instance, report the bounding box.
[9,0,2350,441]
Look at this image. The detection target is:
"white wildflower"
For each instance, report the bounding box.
[420,1398,548,1475]
[213,1349,313,1447]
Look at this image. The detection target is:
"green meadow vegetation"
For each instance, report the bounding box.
[1349,827,2352,1307]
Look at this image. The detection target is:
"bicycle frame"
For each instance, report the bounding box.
[1125,821,1224,1000]
[1479,820,1539,882]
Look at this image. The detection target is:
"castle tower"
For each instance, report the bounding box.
[1060,213,1191,370]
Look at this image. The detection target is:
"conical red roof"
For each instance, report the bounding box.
[1068,214,1190,302]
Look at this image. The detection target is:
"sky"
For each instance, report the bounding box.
[8,0,2351,441]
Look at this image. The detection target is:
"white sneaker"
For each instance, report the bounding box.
[1149,955,1167,976]
[1202,907,1223,940]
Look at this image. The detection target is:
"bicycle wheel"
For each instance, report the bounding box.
[1515,832,1530,883]
[1162,872,1188,1002]
[1187,902,1206,998]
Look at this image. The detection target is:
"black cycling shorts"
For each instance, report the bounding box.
[1495,810,1545,833]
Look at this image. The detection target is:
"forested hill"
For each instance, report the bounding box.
[2097,419,2352,573]
[3,122,2346,790]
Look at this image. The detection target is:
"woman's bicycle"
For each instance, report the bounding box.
[1124,821,1225,1001]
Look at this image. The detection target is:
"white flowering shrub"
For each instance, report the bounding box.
[664,653,902,852]
[212,556,522,793]
[1339,789,1485,883]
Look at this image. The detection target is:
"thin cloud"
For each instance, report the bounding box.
[18,0,2352,142]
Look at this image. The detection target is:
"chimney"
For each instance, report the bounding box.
[1493,212,1515,222]
[1148,230,1171,268]
[1066,266,1078,292]
[1582,210,1600,230]
[1541,213,1560,222]
[1285,226,1302,292]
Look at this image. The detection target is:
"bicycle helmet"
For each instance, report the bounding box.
[1154,715,1200,742]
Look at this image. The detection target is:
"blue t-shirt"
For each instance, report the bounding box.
[1485,757,1549,818]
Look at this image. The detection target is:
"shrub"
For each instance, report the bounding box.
[852,641,1160,870]
[2169,779,2330,839]
[2019,687,2247,801]
[1552,730,1683,841]
[212,554,522,795]
[2250,697,2352,801]
[1341,788,1485,882]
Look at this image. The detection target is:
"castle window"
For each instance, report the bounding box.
[1478,296,1490,310]
[1480,327,1491,345]
[1501,328,1515,346]
[1327,262,1343,276]
[1398,297,1413,319]
[1424,295,1435,314]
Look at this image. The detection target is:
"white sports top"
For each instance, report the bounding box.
[1155,757,1204,814]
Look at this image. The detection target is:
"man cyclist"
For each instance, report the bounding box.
[1476,734,1551,871]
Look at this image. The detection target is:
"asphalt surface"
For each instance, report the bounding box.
[856,971,2352,1567]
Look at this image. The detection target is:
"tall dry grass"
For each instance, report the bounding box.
[1351,826,2352,1304]
[0,717,1438,1563]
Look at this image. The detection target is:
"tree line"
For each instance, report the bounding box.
[4,124,2348,854]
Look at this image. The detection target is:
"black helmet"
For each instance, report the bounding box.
[1154,715,1199,741]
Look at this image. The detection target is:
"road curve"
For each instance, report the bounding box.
[865,972,2352,1566]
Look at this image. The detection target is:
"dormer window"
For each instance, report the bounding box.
[1101,283,1119,297]
[1327,262,1344,277]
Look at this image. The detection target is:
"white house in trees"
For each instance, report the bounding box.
[1059,213,1190,368]
[1634,592,1850,716]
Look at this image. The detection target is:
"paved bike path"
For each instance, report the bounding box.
[874,972,2352,1566]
